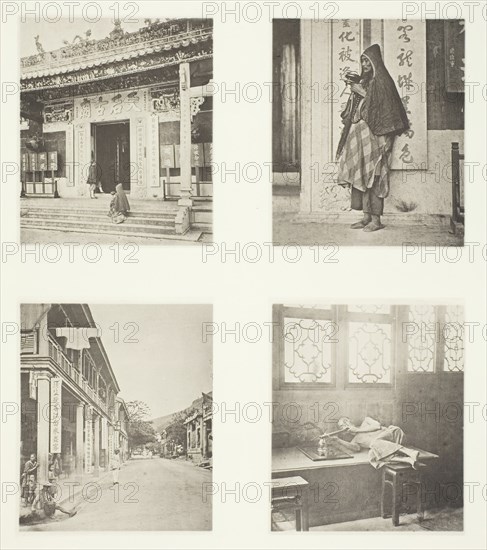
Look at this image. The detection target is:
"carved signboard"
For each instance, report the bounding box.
[384,20,427,170]
[38,152,47,171]
[48,151,58,171]
[49,377,62,454]
[331,19,362,160]
[29,153,38,172]
[84,407,93,474]
[74,89,149,123]
[22,153,30,172]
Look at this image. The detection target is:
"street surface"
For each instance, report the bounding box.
[21,458,212,531]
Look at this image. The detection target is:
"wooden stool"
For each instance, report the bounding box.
[271,476,309,531]
[381,463,425,526]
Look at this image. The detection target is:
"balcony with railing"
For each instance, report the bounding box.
[47,335,107,413]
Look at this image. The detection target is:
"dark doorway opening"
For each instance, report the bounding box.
[93,121,130,193]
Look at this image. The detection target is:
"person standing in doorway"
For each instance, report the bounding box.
[86,157,101,199]
[337,44,409,232]
[111,449,121,485]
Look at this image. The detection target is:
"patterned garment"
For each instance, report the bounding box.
[337,118,394,198]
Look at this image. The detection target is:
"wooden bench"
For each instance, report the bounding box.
[270,476,309,531]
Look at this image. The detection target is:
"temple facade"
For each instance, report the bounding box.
[20,19,213,204]
[20,304,128,484]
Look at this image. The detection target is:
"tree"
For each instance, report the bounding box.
[126,400,157,452]
[165,408,196,454]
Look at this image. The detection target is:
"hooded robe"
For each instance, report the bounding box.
[113,183,130,214]
[337,44,410,198]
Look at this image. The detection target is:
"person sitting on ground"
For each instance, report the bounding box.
[324,416,421,469]
[108,183,130,224]
[31,464,77,518]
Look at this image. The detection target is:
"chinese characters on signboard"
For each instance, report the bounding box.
[384,20,427,170]
[444,20,465,93]
[84,407,93,474]
[74,90,146,121]
[50,378,62,454]
[332,19,362,159]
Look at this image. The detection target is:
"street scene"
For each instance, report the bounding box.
[20,304,213,530]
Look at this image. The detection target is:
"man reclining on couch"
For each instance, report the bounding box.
[324,416,421,469]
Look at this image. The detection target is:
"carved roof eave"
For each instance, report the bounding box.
[21,32,211,80]
[20,53,212,93]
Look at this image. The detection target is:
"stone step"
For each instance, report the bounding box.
[21,217,177,235]
[192,222,213,233]
[21,211,176,227]
[21,207,178,220]
[21,224,203,242]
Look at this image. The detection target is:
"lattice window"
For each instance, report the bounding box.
[444,305,465,372]
[407,305,437,372]
[282,304,332,310]
[283,317,334,384]
[348,321,392,384]
[407,305,465,373]
[347,305,391,314]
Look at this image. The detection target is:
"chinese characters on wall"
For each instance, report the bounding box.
[331,19,362,159]
[384,20,427,170]
[74,89,148,122]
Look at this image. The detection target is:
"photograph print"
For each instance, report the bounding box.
[272,19,465,246]
[271,303,464,531]
[20,17,213,245]
[19,303,213,531]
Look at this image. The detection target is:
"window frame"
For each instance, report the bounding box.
[277,305,397,390]
[278,305,338,390]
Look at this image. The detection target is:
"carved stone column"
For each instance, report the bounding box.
[178,62,193,208]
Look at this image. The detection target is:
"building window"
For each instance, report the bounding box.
[443,305,465,372]
[343,305,394,386]
[283,317,334,384]
[406,305,437,373]
[278,305,394,388]
[406,305,464,373]
[347,321,392,384]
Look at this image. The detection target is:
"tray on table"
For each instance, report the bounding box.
[298,445,354,461]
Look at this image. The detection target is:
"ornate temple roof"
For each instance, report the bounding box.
[21,18,212,83]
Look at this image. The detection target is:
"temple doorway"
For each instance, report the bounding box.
[93,121,130,193]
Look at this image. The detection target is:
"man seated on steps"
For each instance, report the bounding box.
[325,416,421,469]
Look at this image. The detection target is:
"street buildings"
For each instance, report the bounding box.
[184,392,213,463]
[20,304,128,486]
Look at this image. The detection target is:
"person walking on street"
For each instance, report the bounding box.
[111,449,121,485]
